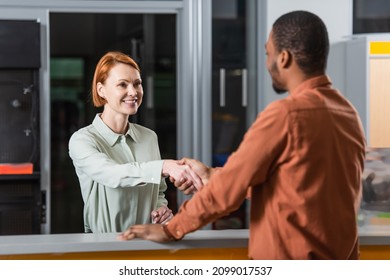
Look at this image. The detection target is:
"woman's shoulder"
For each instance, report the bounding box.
[129,123,159,144]
[71,124,96,137]
[130,123,157,136]
[69,124,100,145]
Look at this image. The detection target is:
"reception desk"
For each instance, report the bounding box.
[0,229,249,260]
[358,225,390,259]
[0,228,389,260]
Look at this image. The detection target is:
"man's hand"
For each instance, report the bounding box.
[118,224,171,242]
[162,160,203,191]
[170,158,213,193]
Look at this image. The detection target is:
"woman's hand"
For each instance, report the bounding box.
[170,158,214,193]
[162,160,203,192]
[151,205,173,224]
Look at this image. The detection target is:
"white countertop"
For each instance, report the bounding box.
[0,229,249,255]
[1,226,389,256]
[358,225,390,245]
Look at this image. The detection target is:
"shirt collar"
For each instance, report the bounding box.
[290,75,332,97]
[92,114,138,146]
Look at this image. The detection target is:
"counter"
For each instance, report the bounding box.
[359,225,390,245]
[1,228,389,259]
[0,229,249,260]
[357,225,390,259]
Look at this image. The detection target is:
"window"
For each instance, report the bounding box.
[354,0,390,33]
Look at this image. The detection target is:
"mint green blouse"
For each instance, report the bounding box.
[69,114,167,233]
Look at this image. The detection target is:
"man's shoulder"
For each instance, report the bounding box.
[264,97,292,112]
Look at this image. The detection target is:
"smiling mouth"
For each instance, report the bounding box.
[123,99,137,104]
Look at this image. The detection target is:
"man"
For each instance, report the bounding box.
[119,10,366,260]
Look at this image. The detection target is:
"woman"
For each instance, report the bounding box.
[69,51,201,233]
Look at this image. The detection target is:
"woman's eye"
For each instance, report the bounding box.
[118,82,127,88]
[134,81,142,88]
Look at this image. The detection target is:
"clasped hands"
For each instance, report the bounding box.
[162,157,211,195]
[150,158,207,224]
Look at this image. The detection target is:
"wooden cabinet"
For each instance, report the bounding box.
[345,35,390,147]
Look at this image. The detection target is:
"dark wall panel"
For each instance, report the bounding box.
[0,20,40,68]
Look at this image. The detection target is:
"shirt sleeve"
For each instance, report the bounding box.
[166,101,290,239]
[69,131,164,188]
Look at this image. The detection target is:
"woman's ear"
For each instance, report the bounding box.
[97,82,105,99]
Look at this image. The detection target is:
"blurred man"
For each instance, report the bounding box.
[119,10,366,260]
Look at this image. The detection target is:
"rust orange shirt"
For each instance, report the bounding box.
[167,75,366,259]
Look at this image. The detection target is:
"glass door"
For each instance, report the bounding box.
[211,0,259,229]
[49,12,177,233]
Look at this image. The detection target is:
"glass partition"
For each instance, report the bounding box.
[50,12,177,233]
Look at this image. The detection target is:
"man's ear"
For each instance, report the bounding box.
[279,50,293,69]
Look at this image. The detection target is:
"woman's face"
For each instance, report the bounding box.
[97,63,143,116]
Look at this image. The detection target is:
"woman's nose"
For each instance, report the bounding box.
[127,85,137,96]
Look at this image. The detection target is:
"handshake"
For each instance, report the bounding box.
[150,158,215,225]
[161,157,214,195]
[121,158,219,240]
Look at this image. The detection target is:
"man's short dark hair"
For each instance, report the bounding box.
[272,10,329,75]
